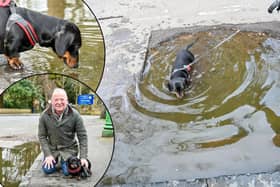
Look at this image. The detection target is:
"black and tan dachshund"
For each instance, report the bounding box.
[0,3,81,69]
[167,40,198,99]
[67,156,92,180]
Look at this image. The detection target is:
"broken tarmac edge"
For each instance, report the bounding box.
[140,21,280,83]
[148,21,280,49]
[98,171,280,187]
[19,153,43,187]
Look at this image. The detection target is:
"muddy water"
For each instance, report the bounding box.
[129,29,280,150]
[0,0,104,90]
[103,28,280,184]
[0,142,40,187]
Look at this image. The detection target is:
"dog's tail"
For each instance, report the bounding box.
[186,37,199,50]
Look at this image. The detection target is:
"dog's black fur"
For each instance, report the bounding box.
[0,5,81,69]
[167,41,197,99]
[67,156,92,179]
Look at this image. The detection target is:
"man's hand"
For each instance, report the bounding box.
[43,155,56,169]
[81,158,88,168]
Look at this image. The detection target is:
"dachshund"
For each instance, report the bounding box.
[0,2,81,70]
[67,156,92,180]
[167,39,198,99]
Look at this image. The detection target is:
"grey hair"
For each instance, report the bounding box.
[51,88,68,101]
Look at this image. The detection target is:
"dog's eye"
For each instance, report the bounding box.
[69,45,80,51]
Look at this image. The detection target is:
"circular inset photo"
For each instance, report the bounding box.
[0,74,114,187]
[0,0,105,92]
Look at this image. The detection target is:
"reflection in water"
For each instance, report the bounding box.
[0,0,104,90]
[47,0,65,18]
[129,29,280,149]
[0,142,40,187]
[17,0,47,12]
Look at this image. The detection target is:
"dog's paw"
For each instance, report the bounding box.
[7,57,24,70]
[9,63,24,70]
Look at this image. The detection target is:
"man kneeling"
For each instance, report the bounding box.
[38,88,89,176]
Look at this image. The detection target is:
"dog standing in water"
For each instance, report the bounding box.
[167,39,198,99]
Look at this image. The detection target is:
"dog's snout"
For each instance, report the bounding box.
[73,61,79,68]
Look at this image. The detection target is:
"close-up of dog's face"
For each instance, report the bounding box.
[67,156,82,175]
[55,22,82,69]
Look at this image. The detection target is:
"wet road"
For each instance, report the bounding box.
[0,115,38,147]
[86,0,280,186]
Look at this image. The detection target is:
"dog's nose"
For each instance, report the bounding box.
[73,62,79,68]
[73,55,79,68]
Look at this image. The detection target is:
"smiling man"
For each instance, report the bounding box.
[38,88,89,176]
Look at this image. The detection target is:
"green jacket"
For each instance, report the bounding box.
[38,105,88,160]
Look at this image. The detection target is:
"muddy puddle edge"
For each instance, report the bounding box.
[148,21,280,49]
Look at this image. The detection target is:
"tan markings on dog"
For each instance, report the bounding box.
[175,92,181,99]
[5,56,23,70]
[63,51,77,68]
[176,92,184,99]
[170,91,184,99]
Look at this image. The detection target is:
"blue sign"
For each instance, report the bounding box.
[77,94,94,105]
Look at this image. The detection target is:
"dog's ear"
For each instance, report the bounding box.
[55,30,74,57]
[167,81,172,91]
[66,156,71,164]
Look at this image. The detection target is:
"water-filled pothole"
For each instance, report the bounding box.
[0,142,40,187]
[103,25,280,185]
[129,28,280,149]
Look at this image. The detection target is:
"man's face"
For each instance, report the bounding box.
[51,92,68,114]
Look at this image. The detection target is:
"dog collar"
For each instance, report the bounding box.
[68,166,81,174]
[172,64,191,75]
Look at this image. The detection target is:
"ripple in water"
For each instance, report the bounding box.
[128,29,280,149]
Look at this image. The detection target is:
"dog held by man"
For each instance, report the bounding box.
[38,88,90,177]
